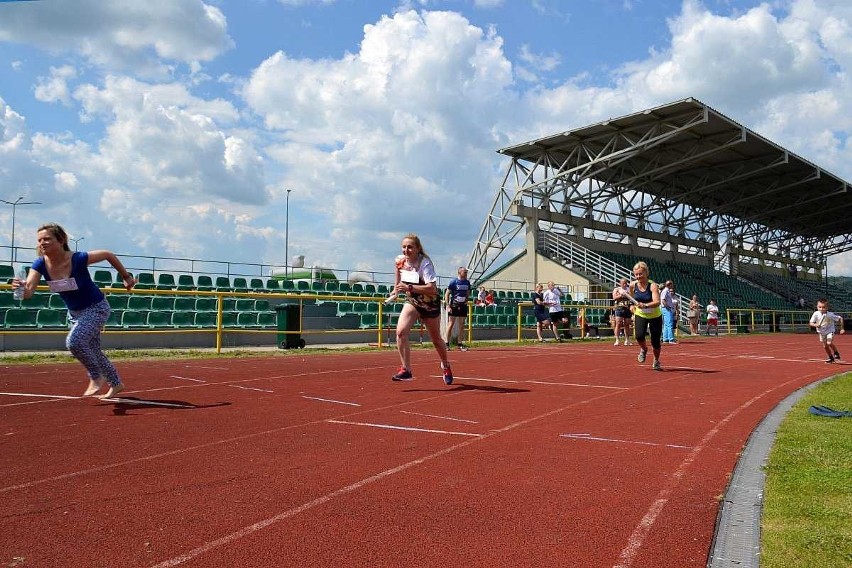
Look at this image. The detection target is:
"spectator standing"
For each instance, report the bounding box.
[444,267,471,351]
[12,223,137,399]
[706,299,720,336]
[629,261,663,370]
[475,286,487,306]
[612,278,633,346]
[660,280,677,344]
[532,283,559,342]
[390,234,454,385]
[543,281,569,341]
[808,298,844,363]
[687,294,701,335]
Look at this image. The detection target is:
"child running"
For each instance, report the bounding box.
[809,298,845,363]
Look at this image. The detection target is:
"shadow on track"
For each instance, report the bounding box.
[404,384,529,394]
[99,397,231,416]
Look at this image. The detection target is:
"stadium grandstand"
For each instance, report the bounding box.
[467,97,852,330]
[3,97,852,351]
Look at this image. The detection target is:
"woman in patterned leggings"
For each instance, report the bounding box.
[12,223,136,399]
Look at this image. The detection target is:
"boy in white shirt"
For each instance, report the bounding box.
[706,299,719,336]
[809,298,845,363]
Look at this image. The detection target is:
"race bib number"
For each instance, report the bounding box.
[400,269,419,284]
[48,277,79,293]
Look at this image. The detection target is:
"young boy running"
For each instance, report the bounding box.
[809,298,845,363]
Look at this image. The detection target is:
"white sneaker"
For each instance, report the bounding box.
[625,341,632,346]
[614,340,620,346]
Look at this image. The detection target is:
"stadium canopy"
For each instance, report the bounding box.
[467,97,852,282]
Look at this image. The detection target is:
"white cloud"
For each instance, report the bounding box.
[0,0,233,76]
[34,65,77,105]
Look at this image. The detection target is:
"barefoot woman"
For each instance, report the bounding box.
[13,223,136,398]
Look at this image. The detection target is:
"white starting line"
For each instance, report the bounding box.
[327,419,481,437]
[228,385,274,393]
[0,392,81,400]
[302,396,361,406]
[399,410,477,424]
[170,376,207,383]
[561,433,692,449]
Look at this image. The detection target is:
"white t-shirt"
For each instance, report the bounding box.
[810,310,842,335]
[706,304,719,321]
[543,287,563,313]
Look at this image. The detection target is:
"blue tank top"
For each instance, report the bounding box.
[31,252,104,311]
[632,280,662,319]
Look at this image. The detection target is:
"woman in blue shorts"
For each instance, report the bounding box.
[13,223,137,399]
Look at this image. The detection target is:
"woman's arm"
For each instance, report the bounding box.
[13,269,41,300]
[87,250,136,290]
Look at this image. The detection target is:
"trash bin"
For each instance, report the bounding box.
[276,303,305,349]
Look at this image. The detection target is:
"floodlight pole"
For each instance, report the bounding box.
[1,196,42,264]
[285,188,292,279]
[70,236,85,251]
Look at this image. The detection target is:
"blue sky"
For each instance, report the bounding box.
[1,0,851,280]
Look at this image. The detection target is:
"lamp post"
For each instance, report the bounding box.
[285,188,292,279]
[70,236,85,251]
[1,196,42,264]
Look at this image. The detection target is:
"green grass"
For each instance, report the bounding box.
[762,372,852,568]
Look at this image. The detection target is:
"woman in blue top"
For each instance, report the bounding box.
[12,223,137,399]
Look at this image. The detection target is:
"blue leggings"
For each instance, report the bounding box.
[67,299,121,386]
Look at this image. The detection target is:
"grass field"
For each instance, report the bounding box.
[762,371,852,567]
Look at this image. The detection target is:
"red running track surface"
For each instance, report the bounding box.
[0,335,841,567]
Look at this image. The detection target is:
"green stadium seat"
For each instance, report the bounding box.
[296,281,310,291]
[106,295,129,310]
[257,312,276,327]
[255,299,271,312]
[336,301,353,316]
[250,278,265,291]
[106,310,122,327]
[120,311,147,327]
[196,275,214,291]
[280,280,295,291]
[195,298,217,312]
[135,272,155,290]
[359,313,378,328]
[0,292,16,308]
[221,311,237,327]
[265,279,281,292]
[235,299,255,312]
[170,311,195,328]
[194,312,217,328]
[127,296,153,311]
[214,276,233,291]
[177,274,196,290]
[232,277,248,292]
[222,298,236,312]
[93,270,113,287]
[146,311,171,327]
[37,309,67,327]
[0,264,13,281]
[48,294,66,309]
[151,296,176,311]
[23,293,50,308]
[156,273,177,290]
[4,308,39,327]
[237,312,258,327]
[174,297,195,311]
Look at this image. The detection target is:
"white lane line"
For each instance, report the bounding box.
[326,419,481,437]
[528,380,628,390]
[302,396,361,407]
[170,376,207,383]
[187,365,228,370]
[400,410,478,424]
[560,433,692,450]
[228,385,274,393]
[0,392,81,400]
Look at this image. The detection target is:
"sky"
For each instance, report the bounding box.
[2,0,852,280]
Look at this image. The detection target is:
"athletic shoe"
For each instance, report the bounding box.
[638,349,647,363]
[614,340,620,346]
[652,359,661,371]
[825,357,835,363]
[625,341,632,346]
[441,363,454,385]
[834,352,841,360]
[392,367,413,381]
[459,344,468,352]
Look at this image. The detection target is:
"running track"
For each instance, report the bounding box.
[0,335,842,567]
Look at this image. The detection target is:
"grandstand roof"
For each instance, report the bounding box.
[498,98,852,241]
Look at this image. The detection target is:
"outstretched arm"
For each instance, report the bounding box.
[87,250,136,290]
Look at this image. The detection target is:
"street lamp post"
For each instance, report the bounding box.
[1,196,42,264]
[285,189,292,279]
[70,236,85,251]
